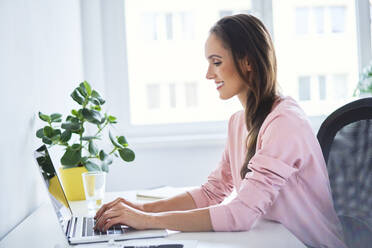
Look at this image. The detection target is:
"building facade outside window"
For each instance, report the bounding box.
[124,0,359,126]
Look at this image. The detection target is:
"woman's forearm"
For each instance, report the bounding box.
[142,192,198,213]
[150,207,213,232]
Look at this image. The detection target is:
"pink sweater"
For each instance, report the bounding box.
[189,97,346,248]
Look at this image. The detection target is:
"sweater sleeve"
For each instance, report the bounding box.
[188,115,235,208]
[209,114,309,231]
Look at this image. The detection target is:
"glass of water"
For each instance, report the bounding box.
[82,171,106,210]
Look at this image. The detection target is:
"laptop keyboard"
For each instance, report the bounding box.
[82,217,125,237]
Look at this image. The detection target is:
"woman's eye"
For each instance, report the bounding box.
[213,62,222,66]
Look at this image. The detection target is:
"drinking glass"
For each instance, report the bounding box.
[82,171,106,210]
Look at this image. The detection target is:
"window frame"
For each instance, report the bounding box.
[80,0,371,147]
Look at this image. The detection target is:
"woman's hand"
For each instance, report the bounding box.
[94,197,144,220]
[94,200,152,231]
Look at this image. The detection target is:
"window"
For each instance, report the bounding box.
[83,0,371,139]
[169,83,176,108]
[274,0,358,117]
[329,6,346,33]
[318,75,326,100]
[295,7,310,35]
[298,76,311,101]
[332,74,348,100]
[125,0,251,125]
[313,7,325,34]
[184,82,198,107]
[146,84,161,109]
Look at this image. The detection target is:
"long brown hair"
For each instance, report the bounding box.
[210,14,278,179]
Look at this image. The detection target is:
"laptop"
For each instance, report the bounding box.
[34,145,168,244]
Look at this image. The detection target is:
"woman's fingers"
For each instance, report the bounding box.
[94,209,121,231]
[94,198,122,219]
[102,216,124,232]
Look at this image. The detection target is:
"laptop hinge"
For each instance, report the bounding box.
[67,217,75,238]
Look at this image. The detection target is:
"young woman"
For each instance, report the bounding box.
[94,14,346,248]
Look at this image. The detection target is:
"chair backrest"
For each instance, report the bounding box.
[317,97,372,248]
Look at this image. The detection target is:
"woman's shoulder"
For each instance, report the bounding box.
[228,110,245,127]
[261,96,311,133]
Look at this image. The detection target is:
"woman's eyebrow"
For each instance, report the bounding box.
[208,54,222,59]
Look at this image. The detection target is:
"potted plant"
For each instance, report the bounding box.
[36,81,135,200]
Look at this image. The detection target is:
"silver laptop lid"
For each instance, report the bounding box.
[34,145,73,226]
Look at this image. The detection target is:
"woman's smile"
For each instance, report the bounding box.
[216,81,224,90]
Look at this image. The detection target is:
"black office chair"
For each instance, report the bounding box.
[317,97,372,248]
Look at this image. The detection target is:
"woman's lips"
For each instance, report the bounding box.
[216,81,224,90]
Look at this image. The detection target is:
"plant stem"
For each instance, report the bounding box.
[109,147,117,155]
[94,120,109,137]
[80,120,85,147]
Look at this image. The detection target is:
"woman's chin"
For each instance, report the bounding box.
[219,93,233,100]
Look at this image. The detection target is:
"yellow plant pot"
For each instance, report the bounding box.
[58,166,88,201]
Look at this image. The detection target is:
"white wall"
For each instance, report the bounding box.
[106,144,224,191]
[0,0,84,239]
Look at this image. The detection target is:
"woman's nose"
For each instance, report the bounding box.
[206,66,215,80]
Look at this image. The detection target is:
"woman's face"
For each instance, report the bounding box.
[205,34,250,104]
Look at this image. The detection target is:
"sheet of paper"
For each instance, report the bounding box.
[136,186,196,200]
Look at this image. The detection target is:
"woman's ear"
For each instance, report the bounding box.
[239,58,252,72]
[245,58,252,71]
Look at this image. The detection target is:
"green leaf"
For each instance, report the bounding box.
[36,128,44,138]
[99,150,113,165]
[52,129,61,136]
[78,83,88,97]
[61,164,78,169]
[117,136,128,147]
[118,148,135,162]
[51,134,60,142]
[38,112,50,122]
[81,136,99,141]
[60,130,72,143]
[61,122,81,131]
[89,97,101,106]
[50,113,62,122]
[88,140,99,155]
[92,105,101,111]
[71,109,78,117]
[81,108,102,124]
[91,90,105,105]
[85,161,101,171]
[101,163,109,172]
[108,115,117,124]
[100,115,106,124]
[60,146,81,166]
[66,115,79,123]
[83,81,92,96]
[80,156,89,164]
[109,131,124,149]
[99,150,107,161]
[42,136,52,145]
[72,126,84,135]
[43,126,53,138]
[70,89,85,105]
[50,129,61,142]
[77,109,83,119]
[71,143,81,150]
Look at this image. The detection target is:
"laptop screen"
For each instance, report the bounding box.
[34,145,72,224]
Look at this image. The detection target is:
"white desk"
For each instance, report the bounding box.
[1,190,306,248]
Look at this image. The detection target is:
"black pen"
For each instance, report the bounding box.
[122,245,183,248]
